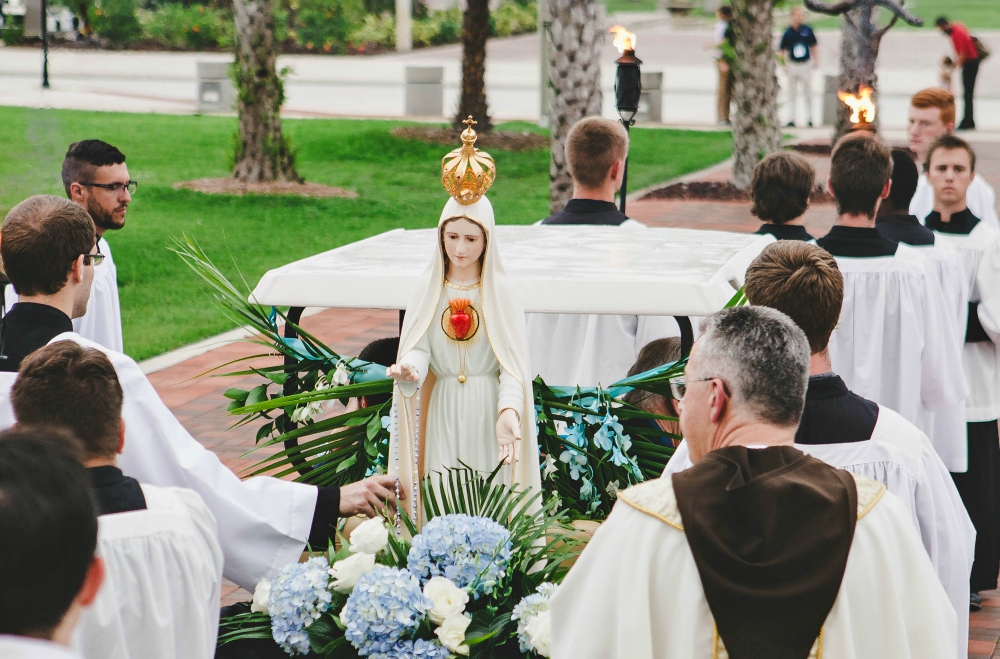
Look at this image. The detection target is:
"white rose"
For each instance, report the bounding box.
[328,552,376,593]
[526,610,551,657]
[348,517,389,554]
[423,576,469,624]
[250,580,271,614]
[434,613,471,655]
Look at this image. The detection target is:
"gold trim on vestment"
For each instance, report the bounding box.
[712,626,823,659]
[618,492,684,531]
[857,482,886,519]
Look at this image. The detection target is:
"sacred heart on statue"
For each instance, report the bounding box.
[441,298,480,342]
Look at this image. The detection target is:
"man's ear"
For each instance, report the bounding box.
[76,557,105,607]
[609,159,623,183]
[70,254,86,284]
[709,380,728,424]
[826,178,835,197]
[117,419,126,455]
[69,182,86,204]
[880,179,892,200]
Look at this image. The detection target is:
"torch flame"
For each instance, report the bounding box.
[608,26,637,53]
[838,86,876,123]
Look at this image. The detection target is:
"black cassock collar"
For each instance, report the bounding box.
[876,213,935,246]
[0,303,74,372]
[542,198,629,226]
[89,465,147,515]
[755,223,815,242]
[794,373,879,445]
[926,207,981,235]
[815,225,899,257]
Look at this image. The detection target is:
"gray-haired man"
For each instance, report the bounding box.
[550,306,957,659]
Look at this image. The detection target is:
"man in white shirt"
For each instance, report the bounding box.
[908,88,999,231]
[0,428,105,659]
[924,134,1000,611]
[815,132,968,465]
[664,241,974,655]
[527,117,676,388]
[0,195,401,591]
[552,306,957,659]
[11,340,224,659]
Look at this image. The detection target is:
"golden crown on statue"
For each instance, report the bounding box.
[441,116,496,205]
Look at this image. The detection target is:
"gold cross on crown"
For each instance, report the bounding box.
[463,116,477,129]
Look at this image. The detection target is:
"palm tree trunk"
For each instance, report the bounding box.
[455,0,491,131]
[546,0,603,212]
[730,0,781,189]
[231,0,301,183]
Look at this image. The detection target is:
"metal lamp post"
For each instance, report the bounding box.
[612,30,641,215]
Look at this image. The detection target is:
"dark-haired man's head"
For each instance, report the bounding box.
[878,149,920,217]
[717,5,732,20]
[623,337,682,442]
[356,336,400,408]
[750,151,815,224]
[0,428,104,644]
[566,117,629,200]
[744,241,844,359]
[2,195,98,318]
[927,134,976,214]
[828,132,893,221]
[935,16,951,32]
[12,341,126,465]
[62,140,131,235]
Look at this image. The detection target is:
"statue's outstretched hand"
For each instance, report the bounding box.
[496,408,521,466]
[386,363,420,383]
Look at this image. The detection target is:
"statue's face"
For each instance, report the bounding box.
[442,218,485,272]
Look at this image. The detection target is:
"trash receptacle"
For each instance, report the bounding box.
[822,75,839,127]
[197,61,236,114]
[404,66,444,118]
[636,71,663,124]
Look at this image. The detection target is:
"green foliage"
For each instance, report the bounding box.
[412,7,460,46]
[139,3,233,50]
[1,17,25,45]
[293,0,365,53]
[348,11,394,48]
[90,0,142,47]
[490,1,536,37]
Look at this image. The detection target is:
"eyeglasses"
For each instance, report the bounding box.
[80,180,137,194]
[668,376,717,400]
[82,251,105,266]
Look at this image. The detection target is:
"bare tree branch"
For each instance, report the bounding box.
[873,0,923,25]
[874,12,899,41]
[803,0,858,15]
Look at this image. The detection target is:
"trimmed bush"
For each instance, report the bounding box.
[90,0,142,47]
[141,3,233,50]
[293,0,365,52]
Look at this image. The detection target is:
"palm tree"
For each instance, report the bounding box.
[455,0,492,131]
[231,0,301,183]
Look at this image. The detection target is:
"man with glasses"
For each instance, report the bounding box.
[5,140,135,353]
[550,306,956,659]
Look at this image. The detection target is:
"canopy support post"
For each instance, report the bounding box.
[676,316,694,358]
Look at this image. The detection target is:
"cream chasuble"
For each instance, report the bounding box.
[551,475,957,659]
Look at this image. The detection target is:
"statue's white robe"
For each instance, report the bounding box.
[5,237,124,353]
[0,332,317,591]
[912,173,1000,232]
[828,245,969,470]
[551,475,957,659]
[665,407,974,659]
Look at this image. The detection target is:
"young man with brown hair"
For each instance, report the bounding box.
[907,88,998,230]
[528,116,676,388]
[0,194,400,593]
[924,134,1000,611]
[11,341,223,658]
[750,150,816,241]
[663,241,974,651]
[815,133,968,474]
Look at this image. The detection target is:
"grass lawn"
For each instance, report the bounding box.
[805,0,1000,30]
[0,107,732,360]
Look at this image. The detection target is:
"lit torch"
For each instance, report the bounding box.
[609,25,642,215]
[838,86,876,131]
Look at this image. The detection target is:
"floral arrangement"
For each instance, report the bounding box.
[218,467,580,658]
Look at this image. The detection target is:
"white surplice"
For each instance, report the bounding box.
[910,241,972,472]
[932,222,1000,422]
[4,237,124,353]
[551,474,957,659]
[526,220,679,388]
[828,245,969,467]
[0,332,318,591]
[912,173,1000,232]
[0,636,83,659]
[664,407,975,659]
[73,484,223,659]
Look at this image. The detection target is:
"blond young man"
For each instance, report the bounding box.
[907,88,999,230]
[924,134,1000,609]
[750,151,816,241]
[527,117,677,388]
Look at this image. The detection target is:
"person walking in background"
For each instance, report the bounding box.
[935,16,986,130]
[780,6,818,128]
[711,5,734,126]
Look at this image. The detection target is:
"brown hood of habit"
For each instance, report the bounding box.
[672,445,858,659]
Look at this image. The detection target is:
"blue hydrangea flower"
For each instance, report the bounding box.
[369,639,452,659]
[511,583,557,653]
[268,556,333,655]
[342,566,433,656]
[407,514,512,599]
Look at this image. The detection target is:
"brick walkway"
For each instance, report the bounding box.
[148,140,1000,645]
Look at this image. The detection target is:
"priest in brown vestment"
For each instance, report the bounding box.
[550,306,957,659]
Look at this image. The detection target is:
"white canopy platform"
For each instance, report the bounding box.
[251,226,774,318]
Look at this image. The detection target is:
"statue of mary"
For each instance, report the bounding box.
[387,118,542,525]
